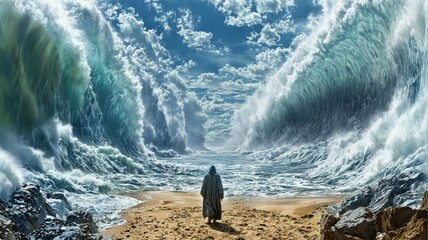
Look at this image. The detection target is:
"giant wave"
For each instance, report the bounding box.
[232,0,428,188]
[0,0,206,202]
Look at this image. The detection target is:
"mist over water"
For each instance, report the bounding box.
[0,0,427,229]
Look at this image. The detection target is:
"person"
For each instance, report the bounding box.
[200,165,224,224]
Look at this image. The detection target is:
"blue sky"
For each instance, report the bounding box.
[107,0,321,146]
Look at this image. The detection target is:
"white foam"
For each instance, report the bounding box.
[0,147,24,201]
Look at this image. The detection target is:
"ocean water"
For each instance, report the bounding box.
[32,150,353,229]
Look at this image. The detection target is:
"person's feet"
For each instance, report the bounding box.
[213,219,216,224]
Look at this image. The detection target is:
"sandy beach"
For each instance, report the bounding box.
[102,192,342,240]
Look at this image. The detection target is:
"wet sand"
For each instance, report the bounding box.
[102,191,342,240]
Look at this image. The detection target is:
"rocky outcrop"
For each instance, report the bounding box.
[339,187,374,214]
[31,217,102,240]
[421,191,428,210]
[338,171,426,215]
[66,210,99,234]
[0,214,15,240]
[320,207,375,240]
[7,184,55,234]
[321,170,427,240]
[1,183,103,240]
[335,207,376,239]
[46,192,73,219]
[374,206,427,240]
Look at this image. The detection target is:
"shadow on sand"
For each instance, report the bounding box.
[208,222,240,235]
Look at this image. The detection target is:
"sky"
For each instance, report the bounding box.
[106,0,321,146]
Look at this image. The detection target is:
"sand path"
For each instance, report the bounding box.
[102,191,342,240]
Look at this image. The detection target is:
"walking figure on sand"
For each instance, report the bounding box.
[200,165,224,224]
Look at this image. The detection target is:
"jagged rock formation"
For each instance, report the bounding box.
[339,171,426,214]
[374,206,427,240]
[421,191,428,211]
[0,183,103,240]
[320,171,427,240]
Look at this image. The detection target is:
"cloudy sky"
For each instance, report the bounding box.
[107,0,321,146]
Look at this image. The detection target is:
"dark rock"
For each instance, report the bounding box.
[66,210,99,234]
[334,207,376,240]
[0,199,7,212]
[421,191,428,210]
[368,171,426,213]
[31,215,103,240]
[322,172,427,240]
[0,214,16,240]
[319,213,340,240]
[46,192,73,219]
[340,187,374,214]
[374,207,417,233]
[322,230,362,240]
[374,207,427,240]
[8,183,55,234]
[396,171,426,189]
[30,217,65,239]
[392,190,423,207]
[368,186,400,213]
[1,184,103,239]
[46,192,72,211]
[320,213,339,232]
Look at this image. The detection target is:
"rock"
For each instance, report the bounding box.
[420,191,428,210]
[374,207,417,233]
[1,183,103,239]
[392,190,422,208]
[368,171,426,213]
[319,213,339,240]
[0,199,7,212]
[334,207,376,240]
[8,183,55,234]
[0,214,15,240]
[368,186,400,213]
[8,204,41,234]
[46,192,73,219]
[66,210,99,234]
[340,187,374,214]
[324,230,363,240]
[30,217,65,239]
[46,192,72,211]
[374,207,427,240]
[320,213,339,232]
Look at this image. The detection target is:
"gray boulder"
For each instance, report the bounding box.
[340,187,374,214]
[66,210,99,234]
[8,183,55,234]
[334,207,376,240]
[46,192,73,219]
[0,214,15,240]
[368,172,426,213]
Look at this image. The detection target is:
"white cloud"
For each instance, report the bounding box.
[226,11,262,27]
[248,18,295,46]
[155,10,175,32]
[176,9,216,50]
[209,0,294,27]
[144,0,163,14]
[219,47,290,81]
[255,0,294,13]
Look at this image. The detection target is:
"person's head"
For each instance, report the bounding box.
[209,165,216,174]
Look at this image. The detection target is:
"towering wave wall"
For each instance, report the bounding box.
[232,0,428,187]
[0,0,206,200]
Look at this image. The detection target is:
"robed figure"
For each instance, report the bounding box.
[200,165,224,223]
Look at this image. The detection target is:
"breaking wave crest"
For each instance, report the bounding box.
[233,0,428,186]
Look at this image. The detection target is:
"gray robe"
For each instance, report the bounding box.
[200,173,224,220]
